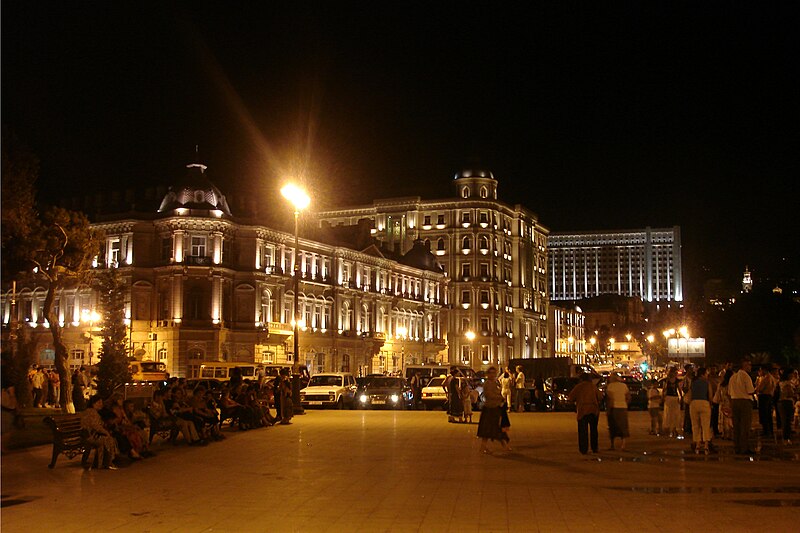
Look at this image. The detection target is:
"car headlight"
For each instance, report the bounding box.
[329,392,336,401]
[360,394,368,403]
[390,394,399,403]
[557,393,569,401]
[300,393,305,401]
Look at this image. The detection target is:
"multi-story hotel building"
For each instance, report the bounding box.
[1,164,448,377]
[548,227,683,303]
[316,169,550,368]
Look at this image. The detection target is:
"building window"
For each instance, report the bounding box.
[461,186,470,198]
[479,211,489,224]
[461,212,471,225]
[161,237,172,262]
[461,290,471,304]
[70,349,85,362]
[158,348,168,361]
[479,235,489,250]
[261,350,274,364]
[108,238,121,266]
[481,345,490,363]
[437,238,445,251]
[480,291,490,305]
[480,263,490,277]
[462,236,472,250]
[191,235,207,257]
[480,317,490,332]
[437,214,445,226]
[341,354,351,372]
[461,263,471,279]
[480,187,488,198]
[423,215,431,226]
[461,317,470,331]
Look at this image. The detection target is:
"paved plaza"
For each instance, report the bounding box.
[2,410,799,532]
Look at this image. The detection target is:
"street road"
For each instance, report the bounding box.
[2,411,798,532]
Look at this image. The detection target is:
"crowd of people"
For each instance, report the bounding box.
[565,359,800,456]
[76,369,297,470]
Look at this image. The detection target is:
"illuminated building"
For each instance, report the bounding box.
[316,168,550,368]
[548,302,585,364]
[548,227,683,303]
[1,163,447,376]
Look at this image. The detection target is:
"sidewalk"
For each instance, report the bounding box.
[2,411,799,532]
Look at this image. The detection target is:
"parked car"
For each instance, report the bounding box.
[300,372,357,409]
[421,376,448,409]
[544,376,580,411]
[356,376,413,409]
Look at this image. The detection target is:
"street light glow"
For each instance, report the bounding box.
[647,334,655,343]
[396,326,408,338]
[465,330,476,341]
[280,183,310,211]
[679,325,689,338]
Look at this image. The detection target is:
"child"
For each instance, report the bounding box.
[460,378,473,424]
[647,380,663,436]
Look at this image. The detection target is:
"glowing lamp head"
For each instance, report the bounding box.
[647,334,655,343]
[281,184,310,211]
[465,330,476,341]
[396,326,408,338]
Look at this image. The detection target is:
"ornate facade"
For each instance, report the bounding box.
[1,164,448,377]
[316,169,550,369]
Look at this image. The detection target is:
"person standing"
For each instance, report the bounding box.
[31,367,45,408]
[499,369,513,410]
[447,368,464,423]
[410,371,423,410]
[755,366,776,437]
[49,370,61,409]
[605,373,631,451]
[647,380,663,435]
[777,368,795,444]
[681,365,694,437]
[568,372,603,454]
[713,369,735,439]
[708,365,721,438]
[729,358,756,454]
[689,367,714,454]
[477,367,510,453]
[514,366,526,412]
[72,368,87,411]
[460,377,474,424]
[661,368,682,437]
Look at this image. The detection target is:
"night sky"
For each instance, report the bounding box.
[3,2,798,299]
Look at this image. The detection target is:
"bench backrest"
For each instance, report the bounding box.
[43,415,83,436]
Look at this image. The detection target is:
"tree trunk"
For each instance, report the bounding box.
[43,282,74,413]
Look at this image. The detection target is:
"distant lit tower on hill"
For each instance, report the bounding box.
[742,266,753,293]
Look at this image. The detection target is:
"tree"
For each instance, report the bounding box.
[1,129,41,404]
[31,207,100,413]
[95,269,131,396]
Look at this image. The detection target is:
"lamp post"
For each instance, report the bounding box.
[281,183,310,415]
[464,330,476,367]
[396,325,407,370]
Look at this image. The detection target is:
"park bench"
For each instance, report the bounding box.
[145,406,178,445]
[42,414,94,469]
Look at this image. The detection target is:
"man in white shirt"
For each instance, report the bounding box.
[729,358,756,454]
[31,367,46,408]
[514,366,526,412]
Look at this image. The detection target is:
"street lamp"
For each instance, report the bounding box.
[281,183,310,415]
[396,325,407,368]
[464,330,476,366]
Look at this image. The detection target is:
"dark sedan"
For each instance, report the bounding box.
[356,376,413,409]
[544,376,580,411]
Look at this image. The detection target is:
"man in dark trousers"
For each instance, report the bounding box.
[567,372,603,454]
[729,358,756,454]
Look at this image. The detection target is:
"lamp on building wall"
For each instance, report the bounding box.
[281,183,310,415]
[464,330,476,366]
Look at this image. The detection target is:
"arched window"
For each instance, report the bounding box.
[480,186,488,198]
[479,235,489,250]
[462,236,472,250]
[461,186,470,198]
[437,238,445,251]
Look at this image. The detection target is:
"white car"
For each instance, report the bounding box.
[300,372,357,409]
[421,376,448,409]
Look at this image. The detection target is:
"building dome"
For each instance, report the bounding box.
[400,239,444,273]
[158,163,232,216]
[454,168,496,181]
